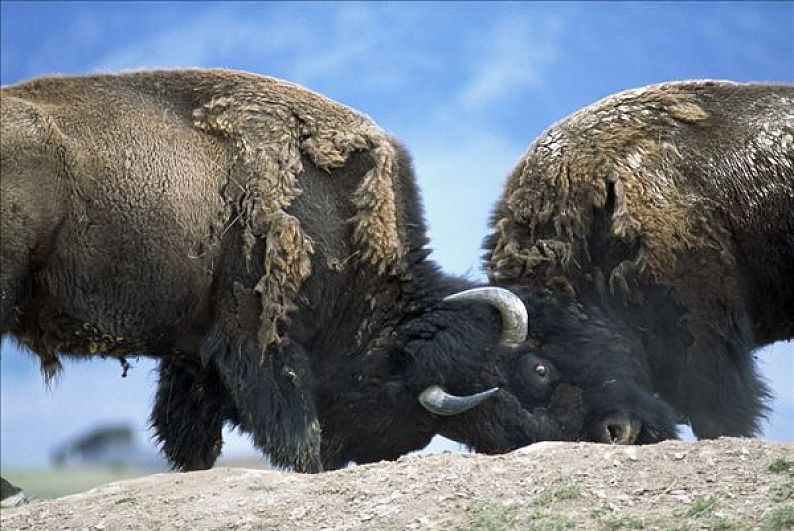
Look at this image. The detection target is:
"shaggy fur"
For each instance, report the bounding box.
[190,77,404,347]
[485,80,793,439]
[3,70,627,484]
[0,69,411,473]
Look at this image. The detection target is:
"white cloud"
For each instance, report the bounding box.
[285,6,381,83]
[279,4,434,94]
[457,13,566,110]
[91,4,422,96]
[92,8,305,73]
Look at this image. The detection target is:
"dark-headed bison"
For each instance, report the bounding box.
[2,70,616,490]
[486,80,793,442]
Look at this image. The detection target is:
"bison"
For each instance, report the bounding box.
[485,80,793,442]
[3,69,626,490]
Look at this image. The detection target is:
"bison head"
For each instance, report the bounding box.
[413,286,679,451]
[317,284,679,469]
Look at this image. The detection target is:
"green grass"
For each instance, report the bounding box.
[769,458,794,474]
[708,516,738,530]
[588,507,610,520]
[2,466,152,499]
[762,505,794,531]
[247,482,277,492]
[599,515,649,530]
[467,501,520,531]
[466,501,578,531]
[683,495,719,517]
[525,512,576,530]
[771,480,794,502]
[533,483,582,507]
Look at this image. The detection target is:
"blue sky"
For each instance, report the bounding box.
[1,1,792,468]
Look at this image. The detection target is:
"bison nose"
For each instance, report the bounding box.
[591,415,641,444]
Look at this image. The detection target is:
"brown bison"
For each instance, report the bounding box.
[2,70,605,495]
[485,80,793,441]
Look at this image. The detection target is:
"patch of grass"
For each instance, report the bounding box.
[771,480,794,502]
[683,495,719,517]
[247,483,276,492]
[762,505,794,531]
[468,502,576,531]
[533,483,582,507]
[708,517,738,530]
[769,458,793,474]
[525,512,576,530]
[588,507,611,520]
[599,515,648,530]
[468,501,520,531]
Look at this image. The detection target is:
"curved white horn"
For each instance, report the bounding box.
[444,287,528,346]
[418,385,500,416]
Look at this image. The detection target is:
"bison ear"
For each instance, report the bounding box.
[444,287,528,346]
[418,385,499,416]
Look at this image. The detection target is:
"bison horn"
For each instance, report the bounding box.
[418,385,499,416]
[444,287,528,346]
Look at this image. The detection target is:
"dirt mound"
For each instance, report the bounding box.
[2,438,792,530]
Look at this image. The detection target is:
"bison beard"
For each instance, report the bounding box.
[485,80,793,441]
[1,70,611,490]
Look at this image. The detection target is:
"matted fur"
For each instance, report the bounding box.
[2,70,405,356]
[490,84,717,285]
[485,80,793,438]
[190,73,403,347]
[1,70,610,476]
[488,81,793,346]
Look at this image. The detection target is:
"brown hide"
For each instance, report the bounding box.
[487,81,794,353]
[0,69,406,372]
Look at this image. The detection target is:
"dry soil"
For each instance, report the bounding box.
[1,438,792,530]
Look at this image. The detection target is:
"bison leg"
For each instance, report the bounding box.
[651,294,772,439]
[203,325,323,473]
[680,333,770,439]
[151,358,237,471]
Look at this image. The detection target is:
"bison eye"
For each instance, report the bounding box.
[534,363,547,377]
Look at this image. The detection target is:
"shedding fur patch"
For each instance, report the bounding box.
[192,76,404,348]
[488,84,713,287]
[487,81,794,353]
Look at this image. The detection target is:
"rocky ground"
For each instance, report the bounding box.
[1,438,792,530]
